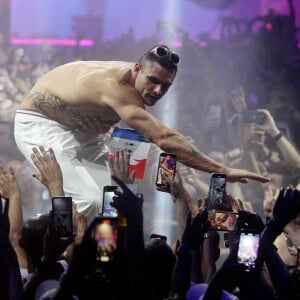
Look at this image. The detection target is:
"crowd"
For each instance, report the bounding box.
[1,144,300,299]
[0,6,300,299]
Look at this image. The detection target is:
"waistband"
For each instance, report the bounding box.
[16,109,48,119]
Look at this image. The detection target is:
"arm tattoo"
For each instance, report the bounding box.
[30,92,66,114]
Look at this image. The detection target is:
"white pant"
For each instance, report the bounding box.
[14,109,111,224]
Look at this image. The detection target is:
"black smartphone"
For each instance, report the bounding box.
[208,211,238,231]
[296,246,300,273]
[150,233,167,242]
[242,110,265,125]
[93,216,118,263]
[237,232,260,269]
[156,152,177,188]
[102,186,118,217]
[52,196,73,238]
[208,173,229,211]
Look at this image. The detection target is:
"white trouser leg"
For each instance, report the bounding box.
[14,111,111,225]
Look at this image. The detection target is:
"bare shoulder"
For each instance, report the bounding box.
[30,60,138,105]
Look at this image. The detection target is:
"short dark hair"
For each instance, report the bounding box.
[145,238,176,298]
[19,213,49,267]
[139,44,178,72]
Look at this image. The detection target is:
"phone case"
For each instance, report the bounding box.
[52,196,73,238]
[102,186,118,217]
[237,232,260,268]
[94,216,118,262]
[208,173,228,211]
[208,211,238,231]
[155,153,177,187]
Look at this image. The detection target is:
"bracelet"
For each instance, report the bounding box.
[273,132,283,143]
[203,232,212,240]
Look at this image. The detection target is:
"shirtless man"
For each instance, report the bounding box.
[14,45,269,223]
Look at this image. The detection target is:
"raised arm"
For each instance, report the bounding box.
[114,103,269,184]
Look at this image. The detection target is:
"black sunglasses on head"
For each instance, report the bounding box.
[151,46,180,65]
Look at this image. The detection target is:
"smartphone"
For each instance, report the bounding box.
[156,152,177,188]
[52,196,73,238]
[208,211,238,231]
[102,186,118,217]
[208,173,229,211]
[150,233,167,242]
[237,232,260,269]
[94,216,118,263]
[242,110,265,125]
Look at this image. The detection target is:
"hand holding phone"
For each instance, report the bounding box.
[237,232,260,269]
[52,196,73,238]
[94,216,118,262]
[208,211,238,231]
[102,186,118,217]
[242,110,265,125]
[208,173,230,211]
[156,152,177,189]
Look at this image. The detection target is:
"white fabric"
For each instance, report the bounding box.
[14,109,111,224]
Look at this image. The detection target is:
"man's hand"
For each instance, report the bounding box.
[108,150,136,184]
[31,146,64,196]
[73,116,104,140]
[226,167,270,183]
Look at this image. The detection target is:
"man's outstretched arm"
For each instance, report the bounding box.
[115,105,270,183]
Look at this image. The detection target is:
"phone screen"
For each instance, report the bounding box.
[156,153,177,188]
[102,186,118,217]
[94,217,118,262]
[237,232,260,269]
[208,173,229,211]
[52,197,73,238]
[242,110,265,125]
[208,211,238,231]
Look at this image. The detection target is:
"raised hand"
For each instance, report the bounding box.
[110,175,143,227]
[270,187,300,232]
[31,146,64,197]
[108,150,136,184]
[0,166,21,199]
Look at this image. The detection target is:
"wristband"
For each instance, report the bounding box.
[273,132,283,143]
[203,232,212,240]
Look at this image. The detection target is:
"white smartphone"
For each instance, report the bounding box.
[237,232,260,269]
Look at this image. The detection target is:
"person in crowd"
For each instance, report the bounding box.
[0,193,24,300]
[14,44,269,224]
[262,163,300,271]
[0,164,28,278]
[145,237,177,299]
